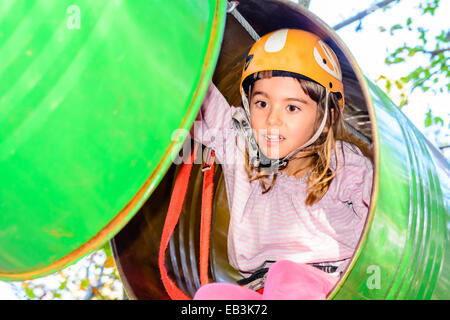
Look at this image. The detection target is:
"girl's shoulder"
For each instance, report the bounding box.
[337,140,365,155]
[331,141,373,195]
[334,140,373,168]
[329,141,374,215]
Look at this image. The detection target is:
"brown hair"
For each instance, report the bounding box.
[243,71,372,205]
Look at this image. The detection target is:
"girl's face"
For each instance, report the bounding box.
[250,76,318,159]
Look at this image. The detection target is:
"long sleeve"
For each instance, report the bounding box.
[334,142,373,220]
[190,82,236,162]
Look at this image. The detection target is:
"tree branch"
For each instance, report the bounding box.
[426,47,450,57]
[333,0,399,31]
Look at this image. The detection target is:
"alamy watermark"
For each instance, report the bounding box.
[66,5,81,30]
[168,121,284,172]
[366,265,381,290]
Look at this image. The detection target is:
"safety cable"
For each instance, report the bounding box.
[227,1,260,41]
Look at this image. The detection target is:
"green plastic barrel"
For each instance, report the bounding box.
[110,0,449,300]
[0,0,226,280]
[332,81,449,300]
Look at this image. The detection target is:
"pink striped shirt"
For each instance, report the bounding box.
[192,83,373,277]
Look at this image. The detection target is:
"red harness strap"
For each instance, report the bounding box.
[200,147,215,286]
[158,142,215,300]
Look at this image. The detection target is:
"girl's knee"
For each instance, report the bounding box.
[269,260,337,283]
[269,260,301,274]
[263,260,337,300]
[193,282,262,300]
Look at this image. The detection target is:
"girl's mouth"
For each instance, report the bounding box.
[263,134,285,144]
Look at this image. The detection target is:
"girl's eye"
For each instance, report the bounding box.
[255,101,268,108]
[287,105,300,112]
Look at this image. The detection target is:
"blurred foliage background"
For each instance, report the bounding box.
[5,243,126,300]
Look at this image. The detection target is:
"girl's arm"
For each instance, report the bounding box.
[349,157,373,219]
[190,82,235,159]
[336,143,374,220]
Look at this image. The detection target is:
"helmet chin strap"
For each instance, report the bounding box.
[233,88,330,172]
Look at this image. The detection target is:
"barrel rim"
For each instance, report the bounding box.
[327,76,379,299]
[308,14,380,301]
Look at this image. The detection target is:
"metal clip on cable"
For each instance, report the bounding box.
[201,147,215,172]
[226,1,260,41]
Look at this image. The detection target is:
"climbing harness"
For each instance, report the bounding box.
[159,142,215,299]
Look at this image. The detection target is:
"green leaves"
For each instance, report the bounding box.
[379,0,448,99]
[375,0,448,136]
[420,0,440,15]
[435,30,450,43]
[385,56,405,64]
[425,110,432,127]
[6,249,123,300]
[418,27,428,44]
[406,17,412,26]
[24,286,36,299]
[376,75,409,108]
[425,109,444,128]
[435,117,444,126]
[390,23,403,35]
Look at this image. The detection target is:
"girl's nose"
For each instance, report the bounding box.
[266,107,282,126]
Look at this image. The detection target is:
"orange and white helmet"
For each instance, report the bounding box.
[240,28,344,109]
[233,29,345,171]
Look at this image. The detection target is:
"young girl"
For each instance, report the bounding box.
[191,29,373,300]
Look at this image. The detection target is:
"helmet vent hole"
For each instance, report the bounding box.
[323,58,327,64]
[329,82,333,88]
